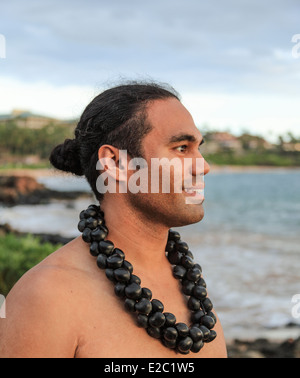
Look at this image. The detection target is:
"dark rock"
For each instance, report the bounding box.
[227,337,300,358]
[0,175,89,206]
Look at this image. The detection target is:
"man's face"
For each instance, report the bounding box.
[125,97,210,228]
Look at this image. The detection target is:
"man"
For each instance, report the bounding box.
[0,82,227,358]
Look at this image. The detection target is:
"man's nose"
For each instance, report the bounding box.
[191,155,210,176]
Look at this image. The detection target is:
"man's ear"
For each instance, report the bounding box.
[97,145,127,182]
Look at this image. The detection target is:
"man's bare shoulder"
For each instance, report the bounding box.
[0,237,108,357]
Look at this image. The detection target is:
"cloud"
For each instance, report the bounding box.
[182,91,300,141]
[0,76,96,119]
[0,0,299,138]
[1,0,300,90]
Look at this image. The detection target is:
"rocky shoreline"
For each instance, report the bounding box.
[227,336,300,358]
[0,175,90,206]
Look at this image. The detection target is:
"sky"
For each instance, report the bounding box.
[0,0,300,142]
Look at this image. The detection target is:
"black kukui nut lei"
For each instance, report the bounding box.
[78,204,217,355]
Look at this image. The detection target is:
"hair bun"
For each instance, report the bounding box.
[49,139,84,176]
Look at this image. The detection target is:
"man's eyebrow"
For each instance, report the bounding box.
[168,133,204,145]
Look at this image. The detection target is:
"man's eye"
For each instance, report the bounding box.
[176,145,188,153]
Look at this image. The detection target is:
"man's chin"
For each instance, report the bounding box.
[171,202,205,228]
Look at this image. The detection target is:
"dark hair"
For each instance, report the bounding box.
[49,81,180,201]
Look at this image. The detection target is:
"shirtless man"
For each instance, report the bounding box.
[0,82,227,358]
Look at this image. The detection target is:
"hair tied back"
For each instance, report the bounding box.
[50,138,84,176]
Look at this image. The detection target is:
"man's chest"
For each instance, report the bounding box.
[74,298,226,358]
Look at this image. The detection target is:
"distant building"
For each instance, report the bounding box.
[0,109,76,129]
[202,131,243,154]
[282,142,300,152]
[238,133,274,150]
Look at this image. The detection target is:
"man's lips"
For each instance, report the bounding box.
[183,185,205,196]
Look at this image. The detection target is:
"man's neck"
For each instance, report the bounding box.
[101,197,170,269]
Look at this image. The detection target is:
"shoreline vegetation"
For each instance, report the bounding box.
[0,119,299,171]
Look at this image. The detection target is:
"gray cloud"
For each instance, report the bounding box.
[0,0,300,94]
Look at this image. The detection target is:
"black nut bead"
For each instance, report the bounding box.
[189,326,204,342]
[173,265,187,280]
[122,260,133,273]
[85,217,98,229]
[87,204,100,212]
[147,327,162,339]
[149,312,166,328]
[151,299,164,313]
[89,241,100,257]
[79,210,86,220]
[96,253,107,269]
[113,248,125,259]
[162,338,177,349]
[114,268,131,283]
[141,287,152,300]
[191,340,204,353]
[124,298,136,312]
[99,240,115,256]
[82,228,92,243]
[78,219,86,232]
[175,241,189,254]
[105,268,116,282]
[175,323,190,337]
[163,327,178,342]
[182,280,195,296]
[194,263,202,272]
[168,230,181,242]
[207,311,217,324]
[181,255,195,269]
[167,250,182,265]
[137,314,148,328]
[84,208,98,218]
[177,336,193,354]
[107,254,124,269]
[186,267,201,283]
[198,277,207,288]
[130,274,141,285]
[135,298,152,315]
[165,240,175,253]
[164,312,176,327]
[200,315,215,330]
[114,282,126,298]
[91,227,107,241]
[202,298,213,312]
[185,250,194,259]
[100,224,108,234]
[187,296,201,311]
[191,309,205,324]
[125,283,142,300]
[193,285,207,300]
[199,325,210,341]
[206,330,217,343]
[96,217,104,227]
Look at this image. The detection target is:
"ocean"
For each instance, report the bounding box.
[0,169,299,341]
